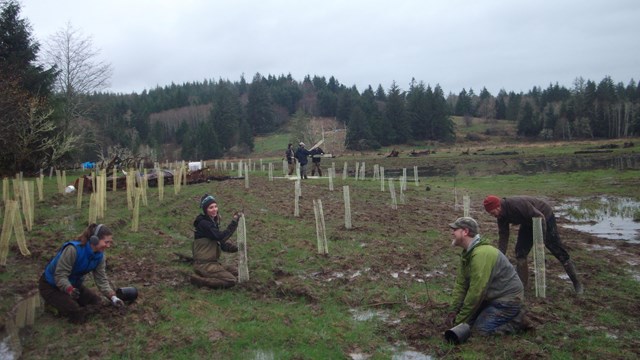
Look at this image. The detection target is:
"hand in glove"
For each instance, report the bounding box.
[111,295,125,307]
[232,211,244,221]
[66,286,80,300]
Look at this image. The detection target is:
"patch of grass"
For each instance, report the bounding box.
[253,132,291,157]
[5,152,640,359]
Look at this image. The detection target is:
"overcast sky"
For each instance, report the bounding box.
[21,0,640,96]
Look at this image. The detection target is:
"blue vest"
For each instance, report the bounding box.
[44,241,104,287]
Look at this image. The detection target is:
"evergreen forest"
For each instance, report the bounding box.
[2,0,639,175]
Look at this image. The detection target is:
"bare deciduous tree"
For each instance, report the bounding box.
[12,97,80,171]
[43,22,113,131]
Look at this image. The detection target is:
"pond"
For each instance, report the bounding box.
[555,196,640,243]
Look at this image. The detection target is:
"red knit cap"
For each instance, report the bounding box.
[483,195,501,212]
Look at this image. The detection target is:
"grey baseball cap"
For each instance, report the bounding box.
[449,217,479,234]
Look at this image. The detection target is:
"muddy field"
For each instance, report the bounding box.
[2,151,640,359]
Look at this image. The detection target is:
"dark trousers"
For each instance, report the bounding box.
[311,162,322,176]
[38,274,102,323]
[515,215,570,263]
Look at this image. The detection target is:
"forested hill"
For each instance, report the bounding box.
[2,1,640,174]
[2,0,639,174]
[85,74,640,162]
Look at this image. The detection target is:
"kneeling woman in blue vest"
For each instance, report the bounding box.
[39,223,124,324]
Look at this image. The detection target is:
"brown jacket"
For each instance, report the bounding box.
[497,196,554,252]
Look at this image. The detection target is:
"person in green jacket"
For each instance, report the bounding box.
[445,217,526,336]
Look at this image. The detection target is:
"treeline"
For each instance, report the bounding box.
[87,74,455,161]
[451,77,640,139]
[90,73,640,162]
[2,0,640,174]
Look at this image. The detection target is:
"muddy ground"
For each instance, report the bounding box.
[3,152,640,359]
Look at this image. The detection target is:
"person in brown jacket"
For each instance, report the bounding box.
[190,193,243,289]
[483,195,583,294]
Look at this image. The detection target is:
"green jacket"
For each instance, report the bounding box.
[450,236,523,324]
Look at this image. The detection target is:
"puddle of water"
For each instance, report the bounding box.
[350,309,389,322]
[391,350,433,360]
[250,350,275,360]
[556,196,640,243]
[585,244,617,251]
[350,354,370,360]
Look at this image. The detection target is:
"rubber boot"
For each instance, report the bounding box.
[516,258,529,291]
[562,260,584,294]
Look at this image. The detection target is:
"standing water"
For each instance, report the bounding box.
[555,196,640,243]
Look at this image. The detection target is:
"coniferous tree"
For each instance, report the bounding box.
[317,88,337,117]
[210,81,242,150]
[430,84,455,142]
[476,87,495,119]
[345,105,374,150]
[375,84,386,101]
[0,1,69,173]
[336,86,358,124]
[0,1,56,96]
[406,80,429,140]
[517,101,540,137]
[384,81,409,144]
[360,86,384,147]
[495,90,508,120]
[246,73,275,134]
[454,89,473,116]
[505,91,522,121]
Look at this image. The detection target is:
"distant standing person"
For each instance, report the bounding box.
[445,217,526,336]
[191,194,243,289]
[39,223,125,324]
[483,195,584,294]
[285,143,296,176]
[295,142,310,179]
[310,146,324,176]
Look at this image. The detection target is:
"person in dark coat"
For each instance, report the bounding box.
[483,195,583,294]
[191,194,243,289]
[295,142,310,179]
[310,146,325,176]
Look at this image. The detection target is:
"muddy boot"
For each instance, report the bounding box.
[190,274,235,289]
[516,258,529,293]
[562,260,584,294]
